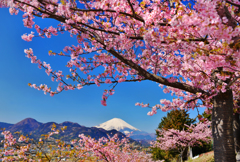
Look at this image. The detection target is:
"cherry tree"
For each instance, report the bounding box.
[0,127,161,162]
[153,121,212,162]
[1,0,240,161]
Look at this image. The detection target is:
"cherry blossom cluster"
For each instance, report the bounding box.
[76,133,163,162]
[153,121,212,154]
[0,128,163,162]
[1,131,30,161]
[1,0,240,113]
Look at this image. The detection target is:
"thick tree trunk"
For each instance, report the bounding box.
[233,113,240,154]
[212,90,236,162]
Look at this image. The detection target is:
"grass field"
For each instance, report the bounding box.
[185,151,214,162]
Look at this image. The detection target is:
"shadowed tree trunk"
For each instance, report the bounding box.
[212,90,236,162]
[233,113,240,154]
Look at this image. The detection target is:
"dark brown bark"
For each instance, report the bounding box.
[233,113,240,153]
[212,90,236,162]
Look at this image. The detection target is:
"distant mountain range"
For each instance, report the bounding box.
[0,118,156,145]
[0,118,127,141]
[95,118,156,141]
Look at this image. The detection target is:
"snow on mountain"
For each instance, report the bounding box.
[95,118,140,132]
[95,118,156,142]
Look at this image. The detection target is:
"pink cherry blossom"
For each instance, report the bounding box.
[2,0,240,160]
[21,32,34,42]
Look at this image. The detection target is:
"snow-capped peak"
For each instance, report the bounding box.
[95,118,140,131]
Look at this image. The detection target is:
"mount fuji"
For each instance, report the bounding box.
[95,118,139,134]
[95,118,156,141]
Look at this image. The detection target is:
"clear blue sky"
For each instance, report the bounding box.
[0,8,204,133]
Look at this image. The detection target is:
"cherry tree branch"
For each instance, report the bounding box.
[107,48,207,95]
[226,0,240,8]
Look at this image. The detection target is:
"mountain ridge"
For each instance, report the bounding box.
[8,118,42,133]
[0,118,156,143]
[0,118,128,141]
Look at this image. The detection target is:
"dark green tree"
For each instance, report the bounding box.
[158,109,196,131]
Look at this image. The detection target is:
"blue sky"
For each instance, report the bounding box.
[0,8,204,133]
